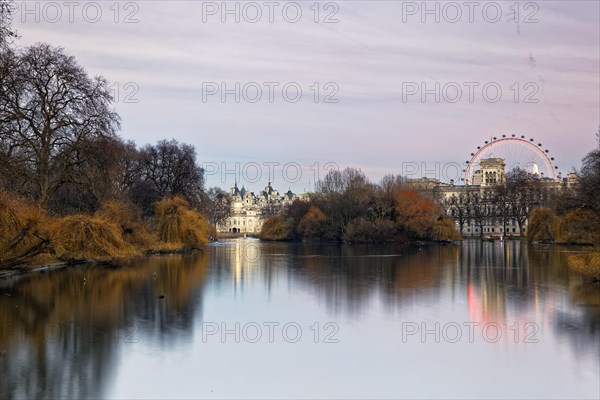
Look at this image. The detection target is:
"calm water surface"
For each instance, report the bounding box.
[0,239,599,399]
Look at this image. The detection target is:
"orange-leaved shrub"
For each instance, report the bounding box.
[395,189,441,238]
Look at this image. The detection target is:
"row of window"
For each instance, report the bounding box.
[455,218,520,226]
[465,227,525,234]
[228,219,263,226]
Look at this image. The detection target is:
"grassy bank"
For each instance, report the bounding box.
[0,192,212,269]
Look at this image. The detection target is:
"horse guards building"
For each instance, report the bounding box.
[217,182,301,234]
[218,158,579,237]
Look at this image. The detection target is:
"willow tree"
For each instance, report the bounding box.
[0,43,120,208]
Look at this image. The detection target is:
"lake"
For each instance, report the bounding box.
[0,239,598,399]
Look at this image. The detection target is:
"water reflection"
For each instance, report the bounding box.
[208,239,598,359]
[0,240,598,399]
[0,252,208,400]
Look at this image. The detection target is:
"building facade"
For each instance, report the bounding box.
[217,182,298,234]
[413,158,577,237]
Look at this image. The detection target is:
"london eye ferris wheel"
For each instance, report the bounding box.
[464,135,558,184]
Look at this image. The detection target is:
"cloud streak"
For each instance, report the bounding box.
[12,0,600,190]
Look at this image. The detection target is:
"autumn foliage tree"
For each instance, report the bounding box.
[297,206,326,240]
[395,189,441,238]
[263,169,457,243]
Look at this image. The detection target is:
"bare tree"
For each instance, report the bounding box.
[316,169,345,194]
[468,191,492,238]
[138,139,205,203]
[445,192,470,235]
[490,182,512,235]
[200,187,232,226]
[48,136,130,213]
[0,0,17,47]
[0,43,120,208]
[504,168,546,236]
[379,174,407,198]
[578,148,600,217]
[316,168,373,236]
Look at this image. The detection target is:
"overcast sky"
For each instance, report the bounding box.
[12,0,600,192]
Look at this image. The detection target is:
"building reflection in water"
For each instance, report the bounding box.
[211,239,598,354]
[210,239,597,325]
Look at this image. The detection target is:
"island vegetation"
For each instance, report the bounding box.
[260,169,461,243]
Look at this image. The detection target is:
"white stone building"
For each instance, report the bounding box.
[217,182,298,234]
[414,157,573,237]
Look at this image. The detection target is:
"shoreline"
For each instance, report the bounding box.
[3,239,596,280]
[0,246,195,280]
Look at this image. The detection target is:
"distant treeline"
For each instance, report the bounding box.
[260,169,461,243]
